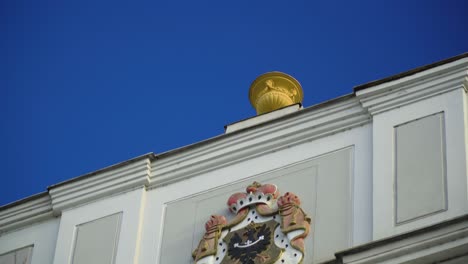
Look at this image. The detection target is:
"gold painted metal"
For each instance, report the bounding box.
[249,72,303,115]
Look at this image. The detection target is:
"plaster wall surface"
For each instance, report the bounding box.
[161,148,350,263]
[395,112,447,223]
[1,55,467,264]
[0,218,59,264]
[53,188,146,264]
[372,88,468,239]
[71,213,122,264]
[0,246,33,264]
[139,123,373,264]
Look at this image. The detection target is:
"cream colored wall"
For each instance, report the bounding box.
[0,57,467,264]
[160,148,352,263]
[0,218,59,264]
[71,213,122,264]
[394,112,447,223]
[371,89,468,240]
[0,246,33,264]
[139,123,373,264]
[53,188,146,264]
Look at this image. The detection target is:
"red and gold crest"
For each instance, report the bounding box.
[192,182,311,264]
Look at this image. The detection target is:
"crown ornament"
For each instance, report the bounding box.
[192,181,311,264]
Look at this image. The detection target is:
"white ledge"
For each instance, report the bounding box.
[2,54,466,235]
[49,157,151,214]
[337,215,468,264]
[149,97,370,188]
[0,193,53,234]
[225,104,302,133]
[356,57,468,115]
[0,156,153,233]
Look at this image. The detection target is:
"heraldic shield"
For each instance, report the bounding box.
[192,182,311,264]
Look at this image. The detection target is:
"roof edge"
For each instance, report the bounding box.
[353,52,468,92]
[0,192,50,212]
[47,152,155,190]
[0,153,157,211]
[335,213,468,258]
[154,93,355,160]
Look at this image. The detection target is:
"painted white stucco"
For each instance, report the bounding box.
[0,218,59,264]
[0,54,467,264]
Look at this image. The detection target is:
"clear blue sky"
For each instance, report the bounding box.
[1,0,467,206]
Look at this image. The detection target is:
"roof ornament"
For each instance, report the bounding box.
[192,181,311,264]
[249,72,304,115]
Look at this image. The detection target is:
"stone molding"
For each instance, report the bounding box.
[0,97,369,233]
[356,57,468,115]
[0,156,152,234]
[1,54,466,235]
[0,193,53,234]
[334,214,468,264]
[48,157,151,214]
[149,97,370,188]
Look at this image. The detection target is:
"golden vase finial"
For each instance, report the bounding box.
[249,72,304,115]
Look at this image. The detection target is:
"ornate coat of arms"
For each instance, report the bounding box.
[192,182,311,264]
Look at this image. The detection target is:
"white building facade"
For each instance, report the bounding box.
[1,53,468,264]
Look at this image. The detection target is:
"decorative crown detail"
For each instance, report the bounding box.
[192,181,311,264]
[227,182,279,214]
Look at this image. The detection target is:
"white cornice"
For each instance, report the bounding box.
[0,157,152,234]
[356,57,468,115]
[0,98,368,232]
[337,215,468,264]
[225,104,302,133]
[49,157,151,214]
[2,55,466,235]
[149,97,370,187]
[0,193,53,234]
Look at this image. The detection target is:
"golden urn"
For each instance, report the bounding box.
[249,72,304,115]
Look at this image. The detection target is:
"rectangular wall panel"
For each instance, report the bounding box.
[71,213,122,264]
[0,246,33,264]
[160,147,352,263]
[395,112,447,224]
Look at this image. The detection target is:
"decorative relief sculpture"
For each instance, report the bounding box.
[277,192,311,254]
[192,182,311,264]
[192,215,228,262]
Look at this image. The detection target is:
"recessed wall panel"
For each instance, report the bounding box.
[395,113,447,224]
[160,147,352,263]
[71,213,122,264]
[0,246,33,264]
